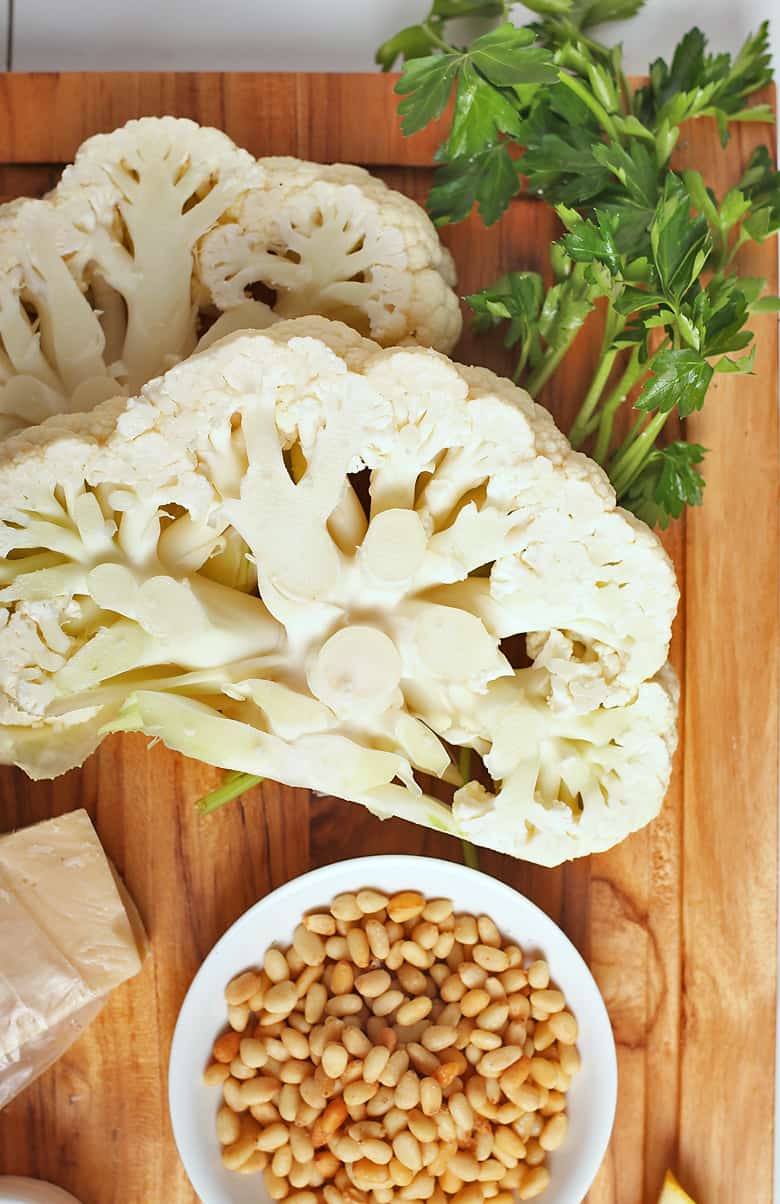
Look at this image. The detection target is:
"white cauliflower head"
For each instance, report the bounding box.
[0,118,461,436]
[0,318,678,865]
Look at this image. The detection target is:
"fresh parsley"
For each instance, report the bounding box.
[378,1,779,525]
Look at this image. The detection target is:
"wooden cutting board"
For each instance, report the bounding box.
[0,72,776,1204]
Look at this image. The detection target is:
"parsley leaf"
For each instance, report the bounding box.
[636,349,713,417]
[441,62,523,159]
[622,442,706,527]
[650,175,711,303]
[468,24,557,87]
[396,53,463,136]
[429,143,521,225]
[376,25,440,72]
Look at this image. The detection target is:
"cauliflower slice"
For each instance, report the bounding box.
[0,118,461,434]
[0,318,678,865]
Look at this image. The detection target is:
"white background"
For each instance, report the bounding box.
[0,0,777,79]
[2,0,778,1196]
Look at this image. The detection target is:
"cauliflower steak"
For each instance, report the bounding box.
[0,118,461,435]
[0,318,678,865]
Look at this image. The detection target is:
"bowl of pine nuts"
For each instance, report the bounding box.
[169,856,616,1204]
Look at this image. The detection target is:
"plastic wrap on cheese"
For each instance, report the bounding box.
[0,809,146,1108]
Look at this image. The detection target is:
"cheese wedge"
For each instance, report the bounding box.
[0,810,146,1108]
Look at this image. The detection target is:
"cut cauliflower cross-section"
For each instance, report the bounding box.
[0,318,678,865]
[0,118,461,436]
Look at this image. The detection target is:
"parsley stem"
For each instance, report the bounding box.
[525,338,573,396]
[461,840,481,871]
[569,307,625,448]
[196,771,263,815]
[611,410,669,496]
[593,345,643,463]
[557,71,621,142]
[421,18,455,55]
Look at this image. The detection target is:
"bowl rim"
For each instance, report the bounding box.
[169,853,617,1204]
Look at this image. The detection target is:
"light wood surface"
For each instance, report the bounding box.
[0,73,776,1204]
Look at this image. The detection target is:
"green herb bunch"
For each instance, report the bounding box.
[377,1,780,526]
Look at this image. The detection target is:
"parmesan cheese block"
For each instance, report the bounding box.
[0,810,146,1108]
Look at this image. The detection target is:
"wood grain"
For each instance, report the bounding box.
[0,72,776,1204]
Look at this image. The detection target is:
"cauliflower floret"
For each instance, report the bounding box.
[0,119,461,434]
[0,318,678,865]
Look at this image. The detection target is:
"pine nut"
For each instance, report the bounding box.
[326,993,362,1017]
[478,1046,523,1077]
[325,935,348,960]
[380,1049,410,1087]
[530,988,564,1013]
[216,1104,241,1144]
[293,923,326,967]
[204,1061,231,1086]
[518,1166,551,1199]
[264,1168,290,1200]
[421,1025,458,1052]
[305,911,336,936]
[470,1029,501,1051]
[374,989,404,1017]
[434,931,455,959]
[304,982,327,1025]
[236,1150,267,1175]
[459,963,487,989]
[357,889,389,914]
[347,927,371,968]
[409,1044,440,1076]
[282,1029,309,1060]
[423,899,453,924]
[362,1137,393,1164]
[527,961,550,990]
[398,964,428,995]
[331,893,362,922]
[395,1069,421,1110]
[453,914,478,944]
[450,1151,480,1182]
[226,970,263,1006]
[265,981,297,1015]
[312,1098,348,1147]
[227,1004,250,1032]
[344,1079,378,1107]
[473,945,508,973]
[401,941,431,969]
[236,1037,265,1069]
[264,948,290,983]
[475,915,500,946]
[343,1026,371,1057]
[412,922,439,950]
[280,1083,301,1122]
[388,891,425,923]
[549,1011,578,1043]
[256,1122,289,1152]
[461,988,490,1018]
[398,996,433,1026]
[394,1130,423,1172]
[478,1001,509,1031]
[407,1109,437,1143]
[434,1061,462,1088]
[441,974,466,1002]
[365,918,391,959]
[356,969,391,998]
[391,1157,416,1187]
[420,1076,443,1115]
[364,1046,391,1084]
[323,1043,349,1079]
[222,1130,259,1170]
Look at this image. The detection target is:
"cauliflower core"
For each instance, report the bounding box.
[0,118,461,436]
[0,318,678,865]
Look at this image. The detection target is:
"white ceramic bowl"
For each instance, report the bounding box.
[169,856,617,1204]
[0,1181,83,1204]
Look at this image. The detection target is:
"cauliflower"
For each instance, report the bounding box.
[0,118,461,435]
[0,318,678,865]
